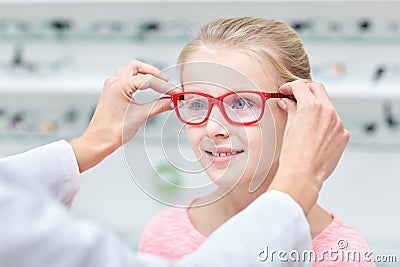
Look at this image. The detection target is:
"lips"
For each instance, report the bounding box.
[206,151,244,157]
[205,146,245,157]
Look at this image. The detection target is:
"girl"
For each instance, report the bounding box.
[138,17,374,266]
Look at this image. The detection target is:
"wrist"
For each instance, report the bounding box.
[70,131,119,173]
[83,129,120,156]
[269,170,319,216]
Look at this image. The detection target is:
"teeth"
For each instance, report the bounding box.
[209,151,243,157]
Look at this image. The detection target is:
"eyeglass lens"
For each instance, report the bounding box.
[177,92,264,124]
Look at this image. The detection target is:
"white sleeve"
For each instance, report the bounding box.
[0,142,312,267]
[0,140,80,207]
[178,190,312,266]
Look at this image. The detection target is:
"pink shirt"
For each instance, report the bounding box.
[138,205,375,266]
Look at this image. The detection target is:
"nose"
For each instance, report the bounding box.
[205,106,229,139]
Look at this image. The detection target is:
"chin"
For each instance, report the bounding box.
[207,172,250,189]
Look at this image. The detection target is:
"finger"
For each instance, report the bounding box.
[141,98,174,120]
[116,60,169,81]
[279,80,314,106]
[125,74,182,95]
[343,129,351,145]
[278,98,297,122]
[307,82,333,106]
[307,82,342,128]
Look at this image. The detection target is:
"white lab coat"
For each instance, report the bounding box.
[0,140,312,267]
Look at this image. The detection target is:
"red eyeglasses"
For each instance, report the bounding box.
[169,91,295,126]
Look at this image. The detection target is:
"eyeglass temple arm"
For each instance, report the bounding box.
[160,96,174,99]
[269,93,297,102]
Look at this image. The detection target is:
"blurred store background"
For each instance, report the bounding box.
[0,1,399,265]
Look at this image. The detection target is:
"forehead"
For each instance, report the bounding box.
[180,49,277,95]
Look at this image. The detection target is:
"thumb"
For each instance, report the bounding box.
[278,99,297,122]
[142,98,174,120]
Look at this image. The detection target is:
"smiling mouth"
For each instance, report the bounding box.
[205,150,244,157]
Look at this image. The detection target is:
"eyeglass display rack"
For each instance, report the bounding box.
[0,0,400,149]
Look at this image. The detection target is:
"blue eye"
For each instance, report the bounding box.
[189,99,208,111]
[233,98,251,110]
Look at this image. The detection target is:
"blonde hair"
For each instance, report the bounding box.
[178,17,312,86]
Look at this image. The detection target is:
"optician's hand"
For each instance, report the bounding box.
[70,60,180,172]
[269,80,350,215]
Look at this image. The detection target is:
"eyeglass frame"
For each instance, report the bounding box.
[169,90,296,126]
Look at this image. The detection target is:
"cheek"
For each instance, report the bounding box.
[257,104,279,159]
[268,102,287,153]
[245,127,263,160]
[246,121,275,176]
[233,125,266,186]
[246,104,284,183]
[186,126,202,157]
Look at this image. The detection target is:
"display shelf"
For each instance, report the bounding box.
[0,0,301,4]
[2,33,400,45]
[302,35,400,45]
[0,34,190,44]
[326,83,400,99]
[1,79,400,98]
[347,141,400,152]
[0,78,103,93]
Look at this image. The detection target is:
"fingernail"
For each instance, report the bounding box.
[278,99,287,110]
[169,101,174,109]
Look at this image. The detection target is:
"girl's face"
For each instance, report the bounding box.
[182,49,287,190]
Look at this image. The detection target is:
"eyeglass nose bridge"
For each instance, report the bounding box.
[205,97,229,123]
